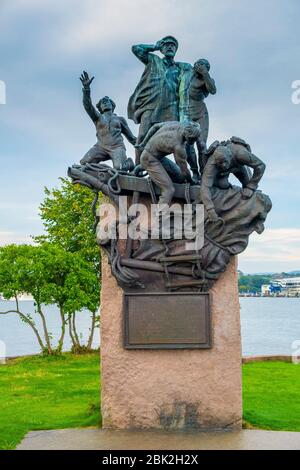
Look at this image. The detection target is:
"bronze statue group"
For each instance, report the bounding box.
[69,36,271,290]
[79,35,266,220]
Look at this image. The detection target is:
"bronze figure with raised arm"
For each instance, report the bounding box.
[80,71,136,171]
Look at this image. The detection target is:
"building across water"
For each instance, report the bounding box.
[261,277,300,297]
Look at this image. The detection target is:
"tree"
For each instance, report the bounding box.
[0,243,100,354]
[238,274,272,294]
[0,178,101,355]
[0,244,49,353]
[35,177,100,266]
[34,178,101,352]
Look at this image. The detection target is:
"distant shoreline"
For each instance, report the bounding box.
[2,296,300,301]
[239,295,300,298]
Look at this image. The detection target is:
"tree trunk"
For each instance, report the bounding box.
[87,310,97,350]
[19,311,46,352]
[72,312,81,347]
[36,303,53,354]
[57,305,66,353]
[68,313,77,349]
[0,296,46,353]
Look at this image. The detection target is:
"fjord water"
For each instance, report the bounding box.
[0,298,299,357]
[0,301,100,357]
[240,297,300,356]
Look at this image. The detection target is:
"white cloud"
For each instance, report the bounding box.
[50,0,290,60]
[0,232,33,246]
[9,0,235,59]
[59,0,170,54]
[239,228,300,273]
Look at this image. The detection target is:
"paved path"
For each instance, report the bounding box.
[17,428,300,450]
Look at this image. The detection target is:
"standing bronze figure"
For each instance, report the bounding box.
[128,36,192,163]
[185,59,217,174]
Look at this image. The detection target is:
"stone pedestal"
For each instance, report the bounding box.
[100,256,242,431]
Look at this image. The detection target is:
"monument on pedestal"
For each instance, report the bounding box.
[68,36,271,431]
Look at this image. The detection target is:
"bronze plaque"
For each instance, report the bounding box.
[123,293,211,349]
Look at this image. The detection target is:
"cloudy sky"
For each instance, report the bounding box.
[0,0,299,273]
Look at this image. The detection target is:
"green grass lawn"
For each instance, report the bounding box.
[0,353,100,450]
[0,354,299,450]
[243,361,300,432]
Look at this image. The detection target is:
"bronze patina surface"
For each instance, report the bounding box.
[68,35,272,329]
[123,292,211,349]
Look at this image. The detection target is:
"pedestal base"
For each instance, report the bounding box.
[100,256,242,431]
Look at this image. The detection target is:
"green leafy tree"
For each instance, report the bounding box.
[0,179,101,354]
[34,178,101,352]
[0,243,100,354]
[238,274,272,294]
[35,178,100,265]
[0,244,48,352]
